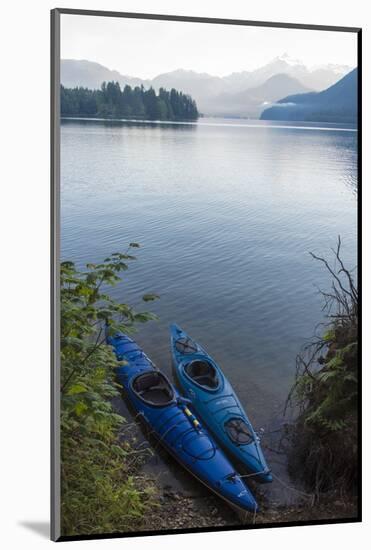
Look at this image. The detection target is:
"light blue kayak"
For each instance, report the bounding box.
[170,324,272,483]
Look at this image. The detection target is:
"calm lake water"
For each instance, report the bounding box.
[61,117,357,503]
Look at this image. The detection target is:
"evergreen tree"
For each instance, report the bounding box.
[60,82,199,121]
[131,86,146,118]
[120,85,133,117]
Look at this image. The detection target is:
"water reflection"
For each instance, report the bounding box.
[61,116,198,131]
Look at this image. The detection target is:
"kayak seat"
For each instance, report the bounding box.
[185,360,219,389]
[132,371,175,406]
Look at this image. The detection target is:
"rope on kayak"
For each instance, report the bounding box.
[239,469,267,479]
[271,473,315,504]
[242,501,258,525]
[253,502,258,524]
[238,471,315,503]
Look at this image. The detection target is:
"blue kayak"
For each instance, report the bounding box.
[106,330,258,514]
[170,324,272,483]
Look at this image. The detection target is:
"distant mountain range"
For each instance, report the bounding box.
[204,74,312,117]
[61,55,353,119]
[61,59,146,91]
[260,68,357,123]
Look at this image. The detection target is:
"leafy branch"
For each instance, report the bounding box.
[60,244,158,393]
[60,245,160,535]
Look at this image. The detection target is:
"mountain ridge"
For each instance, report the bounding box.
[260,68,357,123]
[204,74,312,118]
[61,58,354,119]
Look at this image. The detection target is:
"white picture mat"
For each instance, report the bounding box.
[0,0,369,548]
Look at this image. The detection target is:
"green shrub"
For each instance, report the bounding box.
[60,247,159,536]
[288,238,358,494]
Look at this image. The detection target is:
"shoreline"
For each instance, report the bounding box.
[113,396,357,533]
[142,488,358,532]
[61,115,357,132]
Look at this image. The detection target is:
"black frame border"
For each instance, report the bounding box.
[51,7,362,542]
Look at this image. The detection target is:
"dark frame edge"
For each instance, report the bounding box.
[51,7,61,543]
[55,7,360,33]
[356,27,362,523]
[57,516,361,543]
[51,8,362,541]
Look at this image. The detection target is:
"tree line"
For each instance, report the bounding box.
[61,82,199,121]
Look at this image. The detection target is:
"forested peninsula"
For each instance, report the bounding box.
[61,82,199,121]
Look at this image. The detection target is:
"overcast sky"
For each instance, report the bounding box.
[61,14,357,79]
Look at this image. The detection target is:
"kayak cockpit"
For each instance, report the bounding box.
[184,359,219,389]
[132,371,175,407]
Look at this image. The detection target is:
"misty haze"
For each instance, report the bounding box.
[61,54,355,120]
